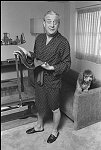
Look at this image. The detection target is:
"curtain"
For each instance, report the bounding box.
[75,6,101,64]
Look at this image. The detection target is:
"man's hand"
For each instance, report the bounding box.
[41,62,54,70]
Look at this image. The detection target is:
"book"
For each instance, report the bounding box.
[17,46,28,56]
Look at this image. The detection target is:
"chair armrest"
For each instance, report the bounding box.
[73,87,101,130]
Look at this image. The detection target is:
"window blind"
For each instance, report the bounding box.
[75,6,101,64]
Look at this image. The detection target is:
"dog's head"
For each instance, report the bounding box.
[78,69,95,87]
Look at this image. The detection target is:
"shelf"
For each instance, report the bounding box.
[1,41,26,46]
[1,60,27,73]
[1,43,26,46]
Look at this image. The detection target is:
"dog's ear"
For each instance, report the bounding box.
[92,72,96,84]
[77,71,84,86]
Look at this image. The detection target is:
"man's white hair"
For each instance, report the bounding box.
[43,10,60,23]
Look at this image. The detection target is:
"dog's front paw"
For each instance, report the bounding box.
[83,89,88,93]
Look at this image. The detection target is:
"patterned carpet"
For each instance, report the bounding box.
[1,113,101,150]
[1,77,101,150]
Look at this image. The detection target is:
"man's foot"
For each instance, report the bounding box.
[26,124,44,134]
[26,127,44,134]
[47,132,59,143]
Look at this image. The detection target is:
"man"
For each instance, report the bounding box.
[15,10,71,143]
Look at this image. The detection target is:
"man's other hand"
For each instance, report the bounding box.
[41,62,54,70]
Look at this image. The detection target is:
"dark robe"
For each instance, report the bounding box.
[28,31,71,88]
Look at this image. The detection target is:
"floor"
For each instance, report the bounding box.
[1,113,101,150]
[1,77,101,150]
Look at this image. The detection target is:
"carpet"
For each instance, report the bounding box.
[1,113,101,150]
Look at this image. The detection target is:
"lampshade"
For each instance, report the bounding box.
[30,18,44,35]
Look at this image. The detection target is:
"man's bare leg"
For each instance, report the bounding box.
[34,113,44,131]
[47,108,61,143]
[26,112,44,134]
[52,108,61,136]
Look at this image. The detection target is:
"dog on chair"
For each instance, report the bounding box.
[75,69,95,95]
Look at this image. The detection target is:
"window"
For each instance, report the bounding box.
[75,6,101,64]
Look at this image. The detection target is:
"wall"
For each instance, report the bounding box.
[2,1,101,81]
[69,1,101,80]
[1,1,65,80]
[1,1,65,58]
[64,2,70,42]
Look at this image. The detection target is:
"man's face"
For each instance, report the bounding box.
[43,14,60,36]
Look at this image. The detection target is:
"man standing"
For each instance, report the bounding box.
[15,10,71,143]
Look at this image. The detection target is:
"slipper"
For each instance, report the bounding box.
[47,132,59,143]
[26,127,44,134]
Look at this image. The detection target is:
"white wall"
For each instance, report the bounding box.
[68,1,101,80]
[1,1,65,58]
[2,1,101,81]
[1,1,65,80]
[64,2,70,42]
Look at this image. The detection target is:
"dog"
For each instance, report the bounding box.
[75,69,95,95]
